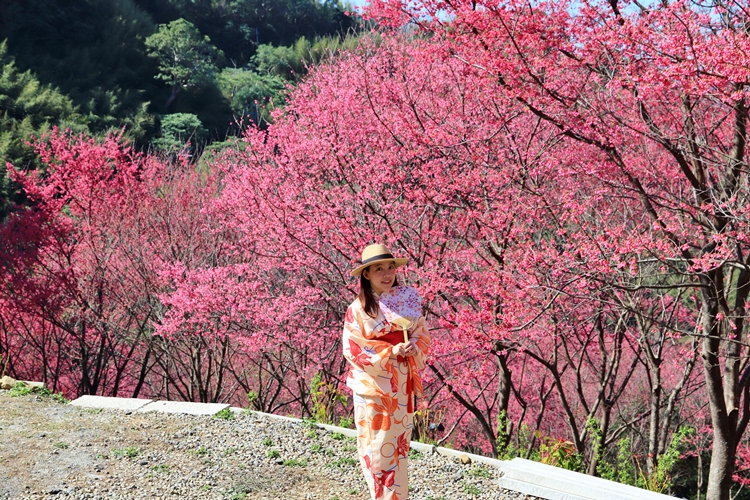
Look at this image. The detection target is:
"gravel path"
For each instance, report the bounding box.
[0,390,538,500]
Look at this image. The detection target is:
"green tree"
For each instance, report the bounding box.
[145,19,221,109]
[216,68,285,125]
[0,41,88,218]
[152,112,208,153]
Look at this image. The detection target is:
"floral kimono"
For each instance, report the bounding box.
[342,288,431,500]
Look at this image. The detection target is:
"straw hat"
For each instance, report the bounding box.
[351,244,408,277]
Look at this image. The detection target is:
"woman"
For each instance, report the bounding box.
[342,244,431,500]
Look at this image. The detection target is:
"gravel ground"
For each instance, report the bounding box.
[0,390,538,500]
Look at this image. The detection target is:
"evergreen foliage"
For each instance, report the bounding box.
[135,0,358,66]
[152,112,208,153]
[0,0,159,137]
[145,19,223,109]
[0,41,88,218]
[0,0,360,220]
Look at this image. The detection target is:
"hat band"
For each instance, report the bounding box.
[360,253,395,266]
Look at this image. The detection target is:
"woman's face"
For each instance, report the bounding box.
[363,261,397,295]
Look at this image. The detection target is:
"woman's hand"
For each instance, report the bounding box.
[392,341,417,357]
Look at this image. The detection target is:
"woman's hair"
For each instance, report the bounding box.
[358,270,400,318]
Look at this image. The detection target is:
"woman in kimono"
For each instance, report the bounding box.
[342,244,431,500]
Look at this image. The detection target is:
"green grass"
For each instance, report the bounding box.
[283,458,308,467]
[112,447,141,458]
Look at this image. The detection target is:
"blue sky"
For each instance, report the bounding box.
[345,0,370,9]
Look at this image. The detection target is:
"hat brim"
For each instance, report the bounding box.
[351,258,408,277]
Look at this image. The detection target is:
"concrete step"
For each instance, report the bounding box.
[498,458,679,500]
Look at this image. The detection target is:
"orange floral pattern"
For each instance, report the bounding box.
[343,295,431,499]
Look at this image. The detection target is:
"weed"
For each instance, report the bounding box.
[301,417,318,430]
[310,443,322,453]
[310,372,347,424]
[283,458,308,467]
[8,382,68,403]
[466,466,491,478]
[246,390,258,410]
[228,491,247,500]
[151,464,170,474]
[112,447,140,458]
[343,444,357,453]
[338,416,354,429]
[330,432,346,440]
[82,408,103,414]
[51,392,69,404]
[306,429,318,439]
[223,447,236,456]
[463,483,481,495]
[266,449,280,459]
[409,448,422,460]
[53,442,68,449]
[201,484,211,492]
[192,446,209,456]
[348,489,359,495]
[9,382,33,397]
[329,457,357,469]
[214,408,234,420]
[261,437,273,447]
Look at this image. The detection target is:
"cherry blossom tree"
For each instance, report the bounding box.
[360,1,750,498]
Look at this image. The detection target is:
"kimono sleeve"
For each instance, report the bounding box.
[409,315,432,370]
[342,305,392,378]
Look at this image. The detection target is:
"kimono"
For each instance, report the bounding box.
[342,289,431,500]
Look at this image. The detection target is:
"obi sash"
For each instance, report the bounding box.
[377,329,407,346]
[375,329,415,412]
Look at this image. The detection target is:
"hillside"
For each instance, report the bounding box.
[0,390,530,500]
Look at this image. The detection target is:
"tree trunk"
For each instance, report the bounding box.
[702,287,738,500]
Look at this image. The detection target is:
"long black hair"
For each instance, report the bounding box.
[358,270,400,318]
